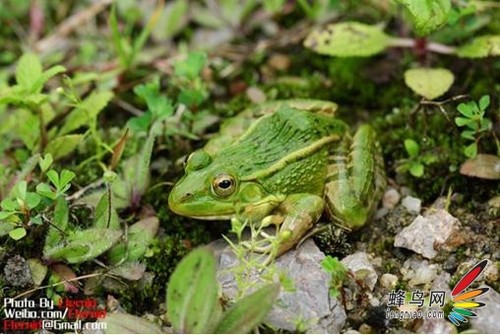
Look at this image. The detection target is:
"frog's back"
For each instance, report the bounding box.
[216,107,346,193]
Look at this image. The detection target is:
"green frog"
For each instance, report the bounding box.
[168,100,386,256]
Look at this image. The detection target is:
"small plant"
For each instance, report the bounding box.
[455,95,495,158]
[396,139,438,178]
[167,246,280,333]
[321,255,348,299]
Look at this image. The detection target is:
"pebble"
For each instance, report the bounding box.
[394,209,463,259]
[382,188,401,209]
[401,196,421,214]
[380,273,398,288]
[341,252,378,291]
[470,285,500,333]
[246,87,266,103]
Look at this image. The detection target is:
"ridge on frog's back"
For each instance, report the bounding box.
[168,99,386,257]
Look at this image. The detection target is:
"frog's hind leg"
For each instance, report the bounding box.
[324,125,386,229]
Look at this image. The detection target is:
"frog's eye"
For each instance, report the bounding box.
[212,174,236,197]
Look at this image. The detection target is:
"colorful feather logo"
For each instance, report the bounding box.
[448,259,489,326]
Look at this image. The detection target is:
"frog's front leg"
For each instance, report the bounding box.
[325,125,386,229]
[243,194,324,256]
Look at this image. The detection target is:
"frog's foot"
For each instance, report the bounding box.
[241,194,324,260]
[325,125,386,228]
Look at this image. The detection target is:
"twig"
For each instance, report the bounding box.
[35,0,113,53]
[388,37,457,55]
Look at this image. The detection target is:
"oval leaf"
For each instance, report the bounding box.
[460,154,500,179]
[457,35,500,58]
[9,227,27,240]
[404,67,454,100]
[107,217,159,265]
[167,247,218,333]
[304,22,390,57]
[215,283,280,334]
[101,312,163,334]
[44,228,122,264]
[395,0,451,36]
[45,134,85,160]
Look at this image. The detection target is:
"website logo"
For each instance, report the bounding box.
[448,259,489,326]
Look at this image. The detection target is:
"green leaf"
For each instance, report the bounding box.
[25,192,41,209]
[28,258,48,286]
[457,102,474,117]
[107,217,159,265]
[128,112,152,133]
[133,80,173,118]
[16,110,39,151]
[45,134,85,160]
[173,52,207,79]
[31,65,66,93]
[12,180,27,200]
[59,170,76,189]
[39,153,53,172]
[93,190,120,230]
[455,117,473,127]
[44,196,70,251]
[101,312,163,334]
[404,67,454,100]
[460,130,476,140]
[46,170,60,188]
[457,35,500,58]
[215,283,280,334]
[59,91,113,135]
[167,247,218,333]
[133,130,155,197]
[16,53,43,90]
[479,95,490,111]
[36,183,56,200]
[9,227,27,240]
[409,163,424,177]
[395,0,451,36]
[404,139,419,157]
[464,142,477,158]
[0,222,15,237]
[304,22,390,57]
[152,0,189,40]
[0,211,15,220]
[44,228,122,264]
[1,198,19,211]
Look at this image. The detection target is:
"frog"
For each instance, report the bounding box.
[168,99,386,257]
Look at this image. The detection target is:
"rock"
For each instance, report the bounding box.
[375,207,389,219]
[394,209,463,259]
[341,252,378,291]
[404,260,438,286]
[246,87,266,103]
[401,196,421,214]
[416,316,456,334]
[380,273,398,289]
[383,188,401,209]
[268,53,291,71]
[3,255,33,287]
[470,285,500,333]
[460,154,500,180]
[212,238,346,333]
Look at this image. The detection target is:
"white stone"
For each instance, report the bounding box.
[341,252,378,291]
[401,196,421,213]
[394,209,461,259]
[382,188,401,209]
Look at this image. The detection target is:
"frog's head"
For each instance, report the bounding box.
[168,150,268,220]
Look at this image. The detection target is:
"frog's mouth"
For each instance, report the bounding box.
[188,214,235,220]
